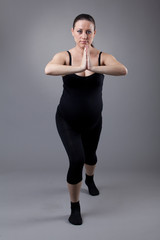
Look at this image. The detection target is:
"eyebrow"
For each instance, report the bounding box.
[77,28,92,31]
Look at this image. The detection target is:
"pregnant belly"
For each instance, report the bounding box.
[58,96,103,127]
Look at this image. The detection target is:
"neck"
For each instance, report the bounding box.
[75,44,92,55]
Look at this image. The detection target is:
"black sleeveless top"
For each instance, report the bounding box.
[57,51,104,129]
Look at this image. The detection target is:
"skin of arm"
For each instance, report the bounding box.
[86,46,128,76]
[45,51,86,76]
[45,47,128,76]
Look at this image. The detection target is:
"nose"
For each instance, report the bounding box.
[82,31,87,39]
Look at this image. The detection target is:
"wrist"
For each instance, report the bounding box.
[88,65,95,72]
[79,65,86,72]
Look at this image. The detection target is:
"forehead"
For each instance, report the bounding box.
[74,20,94,29]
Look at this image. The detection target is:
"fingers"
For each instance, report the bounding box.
[81,45,91,71]
[85,44,90,70]
[85,44,89,56]
[80,46,87,71]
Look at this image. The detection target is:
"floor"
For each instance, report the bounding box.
[0,169,160,240]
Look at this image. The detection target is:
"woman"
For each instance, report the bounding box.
[45,13,128,225]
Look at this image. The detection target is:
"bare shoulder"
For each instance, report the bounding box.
[49,51,68,65]
[101,52,119,65]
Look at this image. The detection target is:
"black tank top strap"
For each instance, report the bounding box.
[67,51,72,66]
[98,51,102,66]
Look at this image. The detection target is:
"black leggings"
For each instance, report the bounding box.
[55,110,102,184]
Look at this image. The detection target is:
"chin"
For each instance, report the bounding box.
[78,44,85,49]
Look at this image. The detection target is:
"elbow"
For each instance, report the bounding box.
[45,65,50,75]
[44,64,58,76]
[124,66,128,75]
[120,66,128,76]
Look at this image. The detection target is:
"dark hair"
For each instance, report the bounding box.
[73,13,96,30]
[73,14,96,47]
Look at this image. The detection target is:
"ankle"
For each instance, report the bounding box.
[69,201,82,225]
[85,174,94,182]
[70,201,80,210]
[85,174,99,196]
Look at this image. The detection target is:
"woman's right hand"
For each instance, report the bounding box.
[45,47,89,76]
[80,47,87,71]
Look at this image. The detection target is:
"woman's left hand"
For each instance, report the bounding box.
[85,45,128,76]
[85,45,93,70]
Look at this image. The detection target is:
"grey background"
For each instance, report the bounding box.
[0,0,160,172]
[0,0,160,239]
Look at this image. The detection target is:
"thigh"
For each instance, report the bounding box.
[55,111,85,162]
[81,116,102,158]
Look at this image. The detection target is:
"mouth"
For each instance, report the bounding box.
[80,41,88,44]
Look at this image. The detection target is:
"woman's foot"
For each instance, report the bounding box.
[68,201,82,225]
[85,174,99,196]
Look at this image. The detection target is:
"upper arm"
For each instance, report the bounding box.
[102,53,123,66]
[47,51,66,65]
[101,52,128,75]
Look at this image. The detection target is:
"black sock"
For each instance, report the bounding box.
[85,174,99,196]
[68,201,82,225]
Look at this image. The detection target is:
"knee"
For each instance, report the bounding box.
[85,154,97,165]
[67,156,84,184]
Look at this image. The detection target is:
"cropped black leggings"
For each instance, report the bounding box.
[55,111,102,184]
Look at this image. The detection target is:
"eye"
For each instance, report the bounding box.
[77,30,82,34]
[86,30,92,34]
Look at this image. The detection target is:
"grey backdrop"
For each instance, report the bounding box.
[0,0,160,173]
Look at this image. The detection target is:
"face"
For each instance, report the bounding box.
[71,20,96,48]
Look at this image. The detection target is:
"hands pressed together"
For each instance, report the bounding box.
[45,44,128,76]
[80,45,93,72]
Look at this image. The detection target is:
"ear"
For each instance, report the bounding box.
[94,30,96,37]
[71,28,74,37]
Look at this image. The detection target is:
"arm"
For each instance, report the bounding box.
[45,51,86,76]
[87,50,128,76]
